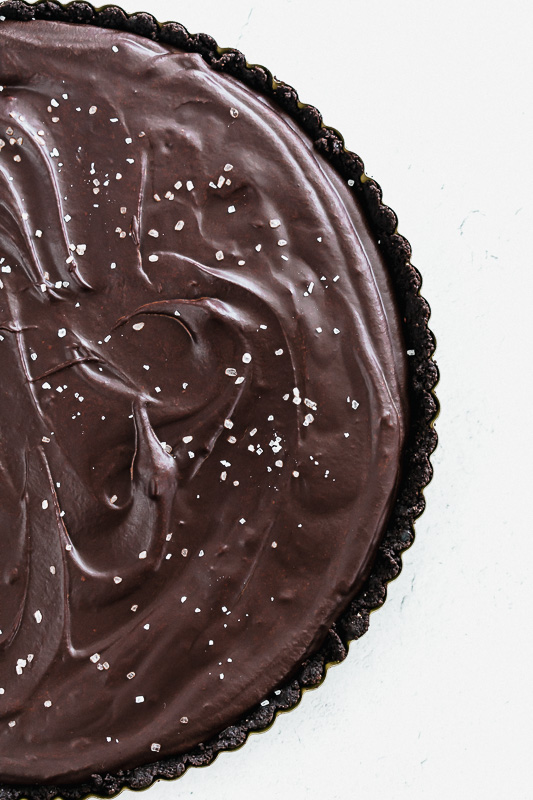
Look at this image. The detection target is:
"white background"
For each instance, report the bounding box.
[110,1,533,798]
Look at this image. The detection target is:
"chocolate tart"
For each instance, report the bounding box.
[0,3,438,797]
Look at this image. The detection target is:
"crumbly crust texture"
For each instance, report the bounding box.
[0,2,438,798]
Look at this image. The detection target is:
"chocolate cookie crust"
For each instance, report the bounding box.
[0,3,437,798]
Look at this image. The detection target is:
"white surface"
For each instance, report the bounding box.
[107,1,533,798]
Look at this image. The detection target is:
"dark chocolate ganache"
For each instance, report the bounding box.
[0,20,408,784]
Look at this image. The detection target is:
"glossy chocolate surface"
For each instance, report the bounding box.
[0,20,407,783]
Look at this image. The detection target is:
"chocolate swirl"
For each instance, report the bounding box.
[0,20,407,783]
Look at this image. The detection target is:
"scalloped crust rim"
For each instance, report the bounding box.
[0,3,439,798]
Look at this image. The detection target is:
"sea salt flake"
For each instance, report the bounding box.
[269,435,282,454]
[135,695,144,703]
[138,550,147,559]
[127,672,135,679]
[151,743,161,752]
[89,105,97,115]
[41,500,48,510]
[277,239,287,247]
[113,576,122,584]
[132,322,145,331]
[90,653,100,663]
[44,700,52,707]
[148,229,159,238]
[215,250,224,261]
[186,180,194,191]
[225,367,237,376]
[34,610,42,623]
[57,328,67,338]
[148,254,159,262]
[175,220,184,231]
[180,716,189,723]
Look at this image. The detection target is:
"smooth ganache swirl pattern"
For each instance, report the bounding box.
[0,20,408,784]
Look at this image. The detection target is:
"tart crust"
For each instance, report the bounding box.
[0,2,438,797]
